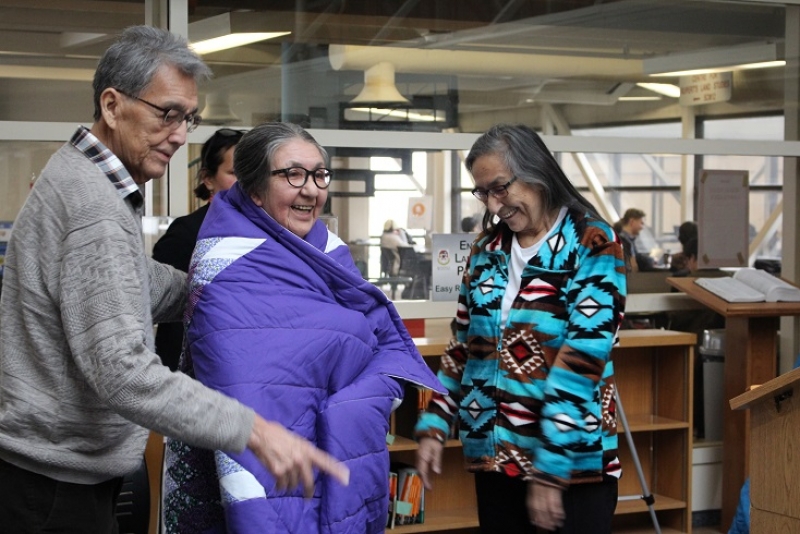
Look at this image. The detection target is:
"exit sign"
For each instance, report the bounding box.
[679,72,732,106]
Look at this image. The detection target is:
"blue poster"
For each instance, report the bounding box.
[0,221,12,277]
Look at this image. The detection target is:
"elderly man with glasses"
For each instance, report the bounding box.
[0,26,347,533]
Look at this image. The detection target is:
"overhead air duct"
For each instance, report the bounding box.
[329,44,643,78]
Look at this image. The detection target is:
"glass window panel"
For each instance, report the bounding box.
[179,1,791,138]
[0,2,145,123]
[704,116,784,141]
[3,0,800,298]
[0,141,64,222]
[574,122,683,139]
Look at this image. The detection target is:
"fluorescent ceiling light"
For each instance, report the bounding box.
[618,96,662,101]
[189,12,290,55]
[643,42,784,77]
[636,82,680,98]
[191,33,289,55]
[349,108,442,122]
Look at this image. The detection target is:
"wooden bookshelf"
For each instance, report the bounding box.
[403,330,696,533]
[612,329,695,533]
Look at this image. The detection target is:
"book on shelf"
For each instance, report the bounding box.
[388,463,425,527]
[387,471,398,529]
[694,267,800,303]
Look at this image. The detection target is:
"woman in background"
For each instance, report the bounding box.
[152,128,243,370]
[380,218,414,276]
[415,124,626,533]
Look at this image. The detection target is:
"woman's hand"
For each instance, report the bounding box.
[247,415,350,498]
[416,437,444,490]
[527,479,565,531]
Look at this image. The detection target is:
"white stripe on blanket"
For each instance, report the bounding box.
[215,451,267,503]
[325,230,346,254]
[203,237,266,261]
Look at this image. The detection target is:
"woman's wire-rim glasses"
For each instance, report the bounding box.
[116,89,202,133]
[471,176,518,202]
[271,167,333,189]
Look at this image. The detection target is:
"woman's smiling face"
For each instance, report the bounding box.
[252,138,328,239]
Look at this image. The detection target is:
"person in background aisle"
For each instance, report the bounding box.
[414,124,627,534]
[152,127,243,371]
[380,218,414,275]
[163,122,444,533]
[0,26,347,534]
[461,214,479,233]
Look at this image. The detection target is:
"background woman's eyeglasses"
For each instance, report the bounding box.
[215,128,245,138]
[271,167,333,189]
[116,89,202,133]
[471,176,518,202]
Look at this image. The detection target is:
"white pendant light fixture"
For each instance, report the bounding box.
[350,62,410,105]
[199,91,240,125]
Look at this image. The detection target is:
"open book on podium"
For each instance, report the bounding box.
[694,268,800,303]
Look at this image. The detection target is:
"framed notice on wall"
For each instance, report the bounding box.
[697,169,749,269]
[431,233,476,301]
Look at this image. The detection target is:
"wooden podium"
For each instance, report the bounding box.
[667,276,800,529]
[730,366,800,531]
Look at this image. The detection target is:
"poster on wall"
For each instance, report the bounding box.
[431,233,477,301]
[406,196,432,230]
[697,169,749,269]
[0,221,12,277]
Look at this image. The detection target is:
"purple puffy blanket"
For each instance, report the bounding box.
[163,184,443,533]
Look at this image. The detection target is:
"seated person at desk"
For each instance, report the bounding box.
[666,236,724,439]
[380,218,414,275]
[669,221,698,275]
[163,122,443,533]
[614,208,654,272]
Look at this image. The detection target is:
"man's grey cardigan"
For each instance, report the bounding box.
[0,139,254,484]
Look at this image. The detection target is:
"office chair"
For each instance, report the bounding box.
[398,247,428,299]
[380,247,396,277]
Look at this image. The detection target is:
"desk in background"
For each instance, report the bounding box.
[667,276,800,529]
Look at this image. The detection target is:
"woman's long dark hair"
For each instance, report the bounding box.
[193,128,244,200]
[465,124,604,237]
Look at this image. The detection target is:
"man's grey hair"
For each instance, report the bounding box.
[92,25,212,121]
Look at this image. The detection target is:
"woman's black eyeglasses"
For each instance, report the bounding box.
[271,167,333,189]
[116,89,202,133]
[471,176,518,202]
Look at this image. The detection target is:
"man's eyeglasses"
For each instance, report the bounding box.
[117,90,202,133]
[471,176,518,202]
[271,167,333,189]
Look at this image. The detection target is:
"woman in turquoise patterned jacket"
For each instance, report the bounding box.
[415,124,627,533]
